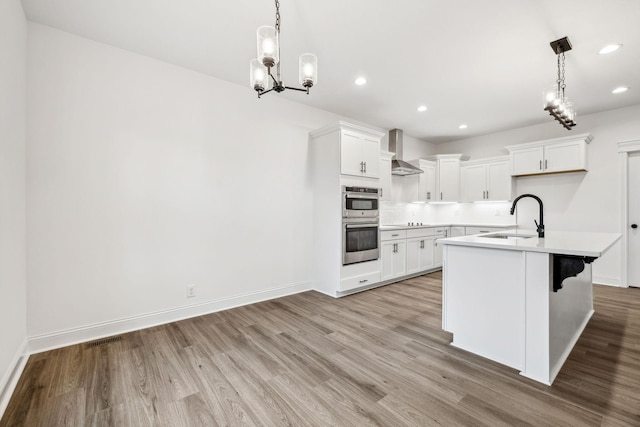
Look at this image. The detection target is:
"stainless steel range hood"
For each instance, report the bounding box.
[389,129,424,176]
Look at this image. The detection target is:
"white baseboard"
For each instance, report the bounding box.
[28,281,312,354]
[0,339,28,419]
[593,274,623,287]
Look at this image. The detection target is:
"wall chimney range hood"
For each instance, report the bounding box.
[389,129,424,176]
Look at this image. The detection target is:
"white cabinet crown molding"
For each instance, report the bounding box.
[505,133,593,152]
[424,153,470,161]
[309,121,385,139]
[461,155,510,166]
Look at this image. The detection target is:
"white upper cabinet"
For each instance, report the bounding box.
[310,121,384,181]
[461,157,513,202]
[506,133,593,176]
[407,159,437,202]
[424,154,466,202]
[379,151,394,201]
[340,130,380,178]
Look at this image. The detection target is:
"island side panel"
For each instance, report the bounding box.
[521,251,551,384]
[443,245,525,370]
[548,264,594,383]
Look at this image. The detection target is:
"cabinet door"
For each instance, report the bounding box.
[434,238,444,267]
[438,159,461,202]
[486,160,512,201]
[381,241,398,281]
[461,164,487,202]
[341,131,365,177]
[510,146,544,176]
[393,241,407,277]
[406,238,422,275]
[361,137,380,178]
[543,140,586,173]
[379,156,392,201]
[423,163,437,201]
[420,237,436,270]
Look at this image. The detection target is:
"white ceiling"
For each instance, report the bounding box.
[20,0,640,143]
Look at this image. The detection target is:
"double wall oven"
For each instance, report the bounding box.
[342,186,380,265]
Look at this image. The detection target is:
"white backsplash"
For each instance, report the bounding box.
[381,201,516,226]
[380,201,436,225]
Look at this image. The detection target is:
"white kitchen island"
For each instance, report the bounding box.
[440,229,620,385]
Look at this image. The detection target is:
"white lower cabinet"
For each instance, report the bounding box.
[406,236,435,275]
[381,239,406,281]
[340,269,381,292]
[433,227,448,268]
[382,228,442,282]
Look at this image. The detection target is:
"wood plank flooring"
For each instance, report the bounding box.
[3,272,640,426]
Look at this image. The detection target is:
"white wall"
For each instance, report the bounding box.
[26,23,345,350]
[433,105,640,285]
[0,0,27,413]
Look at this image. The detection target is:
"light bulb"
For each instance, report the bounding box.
[257,26,279,68]
[262,39,275,55]
[299,54,317,88]
[250,59,269,92]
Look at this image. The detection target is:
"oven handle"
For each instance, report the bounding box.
[345,193,379,200]
[345,223,379,229]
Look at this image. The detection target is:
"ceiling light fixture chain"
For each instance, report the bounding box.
[249,0,317,98]
[274,0,282,88]
[561,51,566,96]
[274,0,280,33]
[543,36,576,130]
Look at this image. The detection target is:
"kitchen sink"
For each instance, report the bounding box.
[482,233,534,240]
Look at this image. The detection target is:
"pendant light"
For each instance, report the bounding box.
[250,0,317,98]
[543,37,576,130]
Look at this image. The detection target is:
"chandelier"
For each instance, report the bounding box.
[249,0,317,98]
[543,37,576,130]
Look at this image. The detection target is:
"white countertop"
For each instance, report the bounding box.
[439,229,621,257]
[380,223,514,231]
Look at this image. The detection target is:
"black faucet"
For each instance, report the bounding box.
[510,194,545,238]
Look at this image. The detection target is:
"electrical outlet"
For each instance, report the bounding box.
[186,284,196,298]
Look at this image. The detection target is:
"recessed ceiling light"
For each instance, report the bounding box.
[612,86,629,94]
[417,105,427,112]
[458,124,468,129]
[599,44,622,54]
[354,77,367,86]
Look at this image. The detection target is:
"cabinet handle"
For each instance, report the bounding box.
[360,161,364,173]
[539,160,542,170]
[445,229,448,237]
[486,190,489,199]
[394,243,398,253]
[359,279,368,283]
[364,161,367,173]
[426,191,431,200]
[392,233,399,237]
[545,159,548,170]
[380,187,383,198]
[440,192,443,200]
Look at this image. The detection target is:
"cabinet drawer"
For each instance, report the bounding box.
[340,270,381,292]
[406,228,435,239]
[381,229,407,241]
[465,226,501,235]
[433,227,449,236]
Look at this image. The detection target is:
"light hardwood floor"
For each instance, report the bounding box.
[2,272,640,426]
